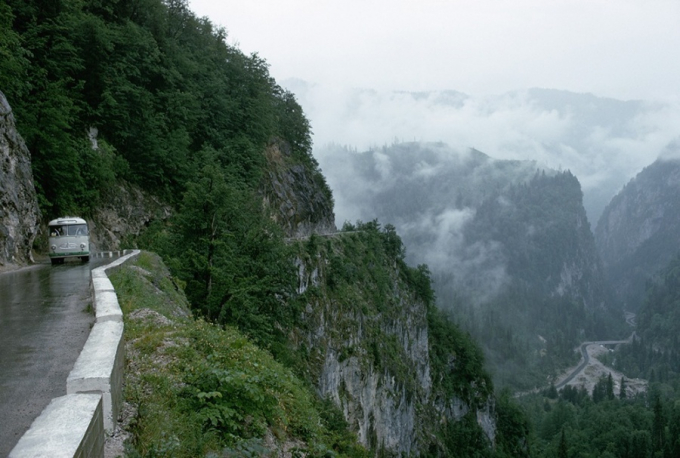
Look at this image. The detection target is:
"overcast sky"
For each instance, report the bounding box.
[190,0,680,102]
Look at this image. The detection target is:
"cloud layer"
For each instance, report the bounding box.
[285,81,680,226]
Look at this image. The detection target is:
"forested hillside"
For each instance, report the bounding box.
[516,251,680,458]
[10,1,680,456]
[458,170,620,387]
[595,157,680,312]
[1,0,327,218]
[611,254,680,384]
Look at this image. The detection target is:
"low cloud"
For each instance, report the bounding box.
[286,80,680,226]
[401,208,509,303]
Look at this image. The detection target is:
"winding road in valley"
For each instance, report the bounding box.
[555,337,633,389]
[515,312,639,397]
[553,313,637,390]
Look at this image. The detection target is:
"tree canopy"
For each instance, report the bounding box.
[2,0,320,217]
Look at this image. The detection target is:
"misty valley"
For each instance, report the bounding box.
[320,140,680,456]
[3,1,680,456]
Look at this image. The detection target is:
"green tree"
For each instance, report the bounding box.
[606,372,615,401]
[0,3,29,98]
[652,393,665,454]
[620,376,627,400]
[630,430,652,458]
[557,429,568,458]
[495,390,531,457]
[166,150,296,348]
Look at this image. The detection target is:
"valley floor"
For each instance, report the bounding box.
[553,338,647,397]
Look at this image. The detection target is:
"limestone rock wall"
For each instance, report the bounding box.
[88,182,172,252]
[0,91,40,266]
[296,250,496,455]
[595,158,680,310]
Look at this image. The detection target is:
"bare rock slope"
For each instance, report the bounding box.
[0,90,39,266]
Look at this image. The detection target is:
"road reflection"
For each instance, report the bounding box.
[0,258,110,456]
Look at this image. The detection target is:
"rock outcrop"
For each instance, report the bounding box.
[0,90,40,266]
[262,141,335,238]
[318,142,617,388]
[89,182,172,252]
[595,157,680,310]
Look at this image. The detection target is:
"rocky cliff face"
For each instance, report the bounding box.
[294,232,496,455]
[595,158,680,310]
[467,170,609,310]
[0,91,40,266]
[261,142,335,238]
[89,181,172,252]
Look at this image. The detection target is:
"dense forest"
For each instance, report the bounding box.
[0,0,332,359]
[1,0,324,217]
[595,158,680,313]
[457,170,623,388]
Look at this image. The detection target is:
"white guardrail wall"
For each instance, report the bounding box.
[9,250,140,458]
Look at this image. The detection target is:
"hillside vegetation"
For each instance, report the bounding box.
[109,251,368,457]
[595,158,680,312]
[1,0,327,218]
[515,251,680,458]
[110,241,528,456]
[13,1,680,457]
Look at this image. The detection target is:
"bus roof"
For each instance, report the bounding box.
[48,216,87,226]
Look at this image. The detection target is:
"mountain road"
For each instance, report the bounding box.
[0,258,109,456]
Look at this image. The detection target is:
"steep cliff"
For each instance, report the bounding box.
[292,225,500,455]
[465,171,608,309]
[0,91,39,266]
[595,157,680,311]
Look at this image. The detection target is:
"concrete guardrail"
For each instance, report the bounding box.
[9,250,139,458]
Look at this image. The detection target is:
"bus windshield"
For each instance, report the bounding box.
[49,224,88,237]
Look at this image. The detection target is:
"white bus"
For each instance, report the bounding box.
[48,216,90,265]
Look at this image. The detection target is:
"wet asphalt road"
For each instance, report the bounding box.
[0,257,109,456]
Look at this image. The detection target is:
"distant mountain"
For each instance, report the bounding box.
[595,157,680,311]
[321,141,620,388]
[637,254,680,350]
[610,253,680,383]
[286,80,677,225]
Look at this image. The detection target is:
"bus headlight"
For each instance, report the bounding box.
[80,243,86,250]
[50,245,56,251]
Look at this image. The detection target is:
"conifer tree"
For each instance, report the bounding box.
[652,393,665,453]
[558,429,568,458]
[619,376,627,399]
[606,372,615,400]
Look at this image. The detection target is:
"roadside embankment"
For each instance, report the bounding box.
[9,250,139,458]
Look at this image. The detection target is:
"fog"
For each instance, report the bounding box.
[284,80,680,227]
